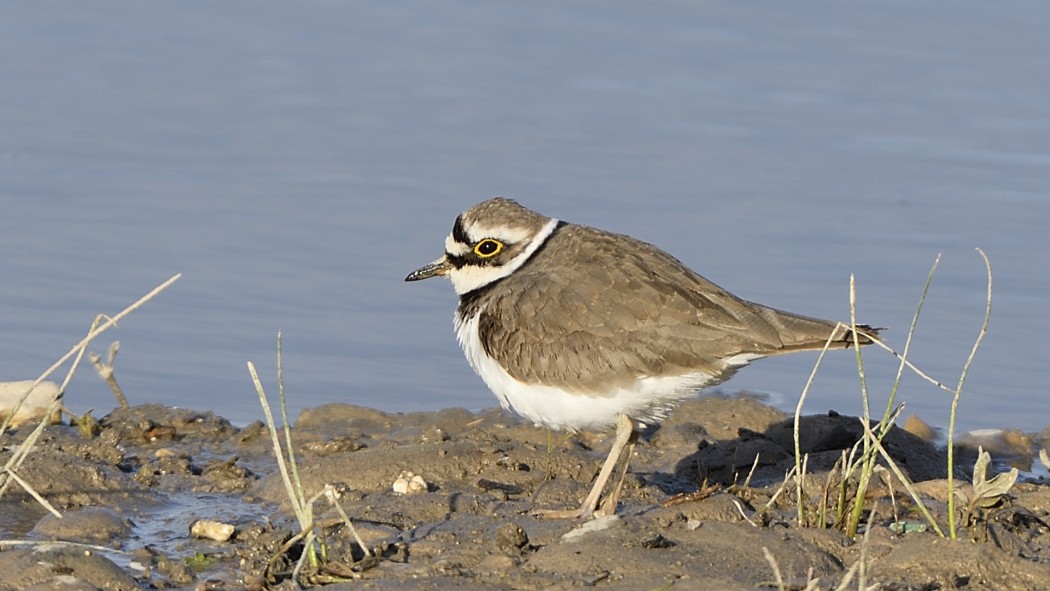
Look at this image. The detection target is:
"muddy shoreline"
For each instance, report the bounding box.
[1,395,1048,590]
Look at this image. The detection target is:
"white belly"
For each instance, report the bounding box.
[455,312,719,432]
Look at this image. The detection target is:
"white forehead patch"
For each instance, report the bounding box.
[464,222,537,245]
[445,233,471,256]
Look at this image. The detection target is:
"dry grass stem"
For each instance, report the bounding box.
[947,248,993,539]
[846,274,876,538]
[741,452,761,489]
[325,485,373,558]
[276,333,309,526]
[1,468,61,518]
[248,361,307,523]
[855,502,879,591]
[732,498,758,527]
[763,464,797,513]
[89,341,129,408]
[761,546,788,591]
[662,483,720,507]
[794,329,838,524]
[849,275,872,420]
[866,338,953,393]
[882,256,941,425]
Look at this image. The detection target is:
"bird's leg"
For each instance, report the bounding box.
[535,413,636,519]
[596,415,639,516]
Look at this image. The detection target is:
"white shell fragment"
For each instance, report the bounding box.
[0,380,61,427]
[189,519,236,541]
[560,515,622,543]
[392,470,428,495]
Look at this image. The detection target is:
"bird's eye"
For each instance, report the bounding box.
[473,239,503,258]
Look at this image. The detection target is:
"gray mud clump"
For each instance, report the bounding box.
[1,396,1049,590]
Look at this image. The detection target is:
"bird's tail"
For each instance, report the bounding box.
[754,304,883,354]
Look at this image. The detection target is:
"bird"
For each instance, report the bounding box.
[405,197,879,518]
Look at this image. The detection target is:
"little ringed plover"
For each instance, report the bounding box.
[406,197,879,518]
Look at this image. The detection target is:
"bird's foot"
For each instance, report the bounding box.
[531,506,596,520]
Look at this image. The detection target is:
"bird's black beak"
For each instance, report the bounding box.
[405,256,451,281]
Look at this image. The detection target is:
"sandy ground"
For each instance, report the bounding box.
[1,395,1049,590]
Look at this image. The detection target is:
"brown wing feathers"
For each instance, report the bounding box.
[474,223,879,393]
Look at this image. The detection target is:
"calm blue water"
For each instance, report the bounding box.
[2,3,1047,434]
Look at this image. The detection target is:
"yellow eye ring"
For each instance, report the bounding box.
[473,239,503,258]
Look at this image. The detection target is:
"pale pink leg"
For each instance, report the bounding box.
[535,413,636,519]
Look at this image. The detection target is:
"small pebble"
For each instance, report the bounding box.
[190,519,236,542]
[902,414,937,442]
[494,522,529,548]
[392,470,428,494]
